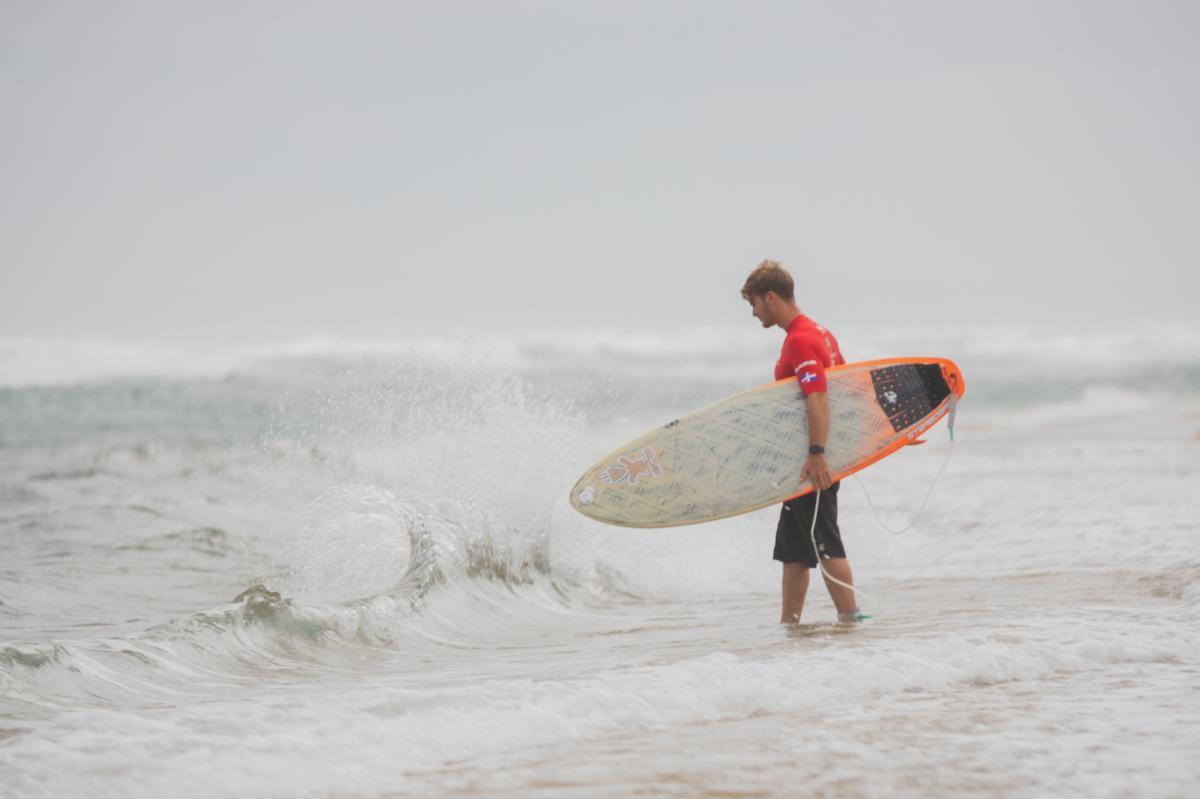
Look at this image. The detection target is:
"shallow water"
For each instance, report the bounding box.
[1,322,1198,798]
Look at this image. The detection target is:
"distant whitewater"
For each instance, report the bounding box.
[1,321,1198,798]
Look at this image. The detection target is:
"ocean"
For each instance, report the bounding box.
[1,320,1198,798]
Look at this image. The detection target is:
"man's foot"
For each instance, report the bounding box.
[837,610,872,623]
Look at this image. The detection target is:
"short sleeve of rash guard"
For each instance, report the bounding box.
[784,337,828,396]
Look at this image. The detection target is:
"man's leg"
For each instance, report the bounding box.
[819,557,858,615]
[781,562,810,623]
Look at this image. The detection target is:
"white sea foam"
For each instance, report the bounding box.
[4,318,1196,388]
[3,610,1191,799]
[2,321,1198,797]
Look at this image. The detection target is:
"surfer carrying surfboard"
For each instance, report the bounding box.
[741,261,864,624]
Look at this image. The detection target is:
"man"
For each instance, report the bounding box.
[741,260,865,624]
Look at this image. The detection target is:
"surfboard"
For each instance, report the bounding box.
[569,357,965,528]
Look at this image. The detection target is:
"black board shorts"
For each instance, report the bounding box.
[773,482,845,567]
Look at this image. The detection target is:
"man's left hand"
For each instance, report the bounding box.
[800,454,833,490]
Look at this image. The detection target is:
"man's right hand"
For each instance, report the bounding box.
[800,454,833,490]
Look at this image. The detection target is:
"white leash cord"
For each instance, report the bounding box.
[853,441,956,535]
[809,488,880,617]
[803,396,959,619]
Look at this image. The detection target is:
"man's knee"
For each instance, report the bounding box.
[782,562,810,580]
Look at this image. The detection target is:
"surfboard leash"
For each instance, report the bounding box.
[853,441,955,535]
[812,398,957,618]
[855,400,957,535]
[809,488,881,620]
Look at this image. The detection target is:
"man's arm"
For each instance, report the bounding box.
[800,391,834,490]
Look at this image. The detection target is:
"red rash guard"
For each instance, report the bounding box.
[774,314,845,396]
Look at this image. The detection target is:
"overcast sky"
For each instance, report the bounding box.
[2,1,1197,341]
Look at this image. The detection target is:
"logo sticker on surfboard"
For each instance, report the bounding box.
[598,446,666,486]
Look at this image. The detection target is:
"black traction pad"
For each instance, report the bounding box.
[870,363,952,433]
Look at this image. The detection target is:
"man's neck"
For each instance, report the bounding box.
[776,306,801,331]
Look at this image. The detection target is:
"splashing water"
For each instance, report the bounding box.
[2,325,1198,798]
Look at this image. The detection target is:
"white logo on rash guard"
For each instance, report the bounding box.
[794,360,818,374]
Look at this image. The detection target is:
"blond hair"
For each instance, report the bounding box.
[740,260,795,302]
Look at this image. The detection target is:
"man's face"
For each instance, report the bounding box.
[749,293,775,328]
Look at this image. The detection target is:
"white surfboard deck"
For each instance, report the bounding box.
[569,358,964,528]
